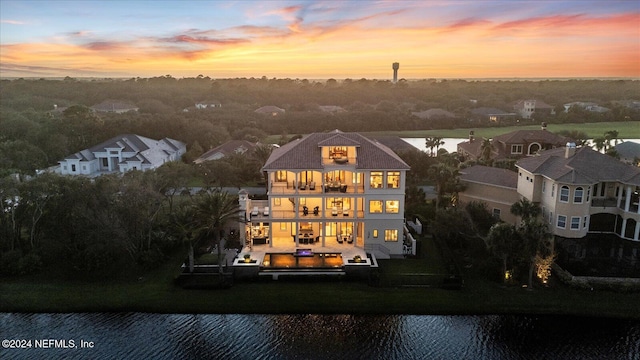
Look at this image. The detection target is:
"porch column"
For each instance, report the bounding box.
[634,221,640,241]
[621,218,627,238]
[617,185,623,208]
[624,185,632,212]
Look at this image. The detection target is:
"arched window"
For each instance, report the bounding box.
[574,187,584,203]
[528,142,541,155]
[560,186,569,202]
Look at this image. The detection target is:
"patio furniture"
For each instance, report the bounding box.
[332,207,338,216]
[337,236,343,244]
[251,206,259,216]
[313,206,319,215]
[347,235,354,244]
[303,206,309,216]
[263,207,269,216]
[309,182,316,190]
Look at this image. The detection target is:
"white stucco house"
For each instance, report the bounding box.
[57,134,186,176]
[239,129,410,259]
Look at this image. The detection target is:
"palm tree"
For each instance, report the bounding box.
[487,223,519,283]
[591,136,607,153]
[509,198,550,288]
[428,163,458,209]
[479,138,493,165]
[425,137,438,157]
[169,204,200,273]
[434,137,445,154]
[510,198,541,224]
[193,189,240,275]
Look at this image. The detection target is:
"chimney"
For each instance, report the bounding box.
[565,142,576,158]
[392,62,399,83]
[541,122,547,131]
[469,130,475,143]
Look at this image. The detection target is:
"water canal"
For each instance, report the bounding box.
[1,313,638,359]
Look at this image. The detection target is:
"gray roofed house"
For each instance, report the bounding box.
[470,107,517,123]
[194,140,258,164]
[411,108,456,120]
[614,141,640,166]
[57,134,186,177]
[91,100,139,113]
[255,105,285,116]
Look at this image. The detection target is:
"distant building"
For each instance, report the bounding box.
[318,105,346,113]
[563,102,610,113]
[91,100,138,113]
[195,100,222,109]
[255,106,285,116]
[194,140,258,164]
[457,125,569,163]
[512,99,555,119]
[470,107,517,123]
[411,108,456,120]
[57,134,186,176]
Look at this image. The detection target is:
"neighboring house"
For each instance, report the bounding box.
[512,99,555,119]
[57,134,186,176]
[457,124,569,162]
[614,142,640,166]
[411,108,456,120]
[367,136,416,154]
[470,107,517,123]
[459,144,640,241]
[194,140,258,164]
[318,105,346,113]
[91,100,139,113]
[563,102,610,113]
[459,165,520,225]
[255,105,285,116]
[239,129,410,259]
[195,100,222,109]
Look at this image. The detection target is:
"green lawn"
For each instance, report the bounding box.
[361,121,640,139]
[1,243,639,319]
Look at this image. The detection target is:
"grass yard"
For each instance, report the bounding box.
[1,242,639,319]
[362,121,640,139]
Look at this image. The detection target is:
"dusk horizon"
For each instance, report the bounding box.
[1,0,639,79]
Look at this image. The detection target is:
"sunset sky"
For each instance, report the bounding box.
[1,0,639,79]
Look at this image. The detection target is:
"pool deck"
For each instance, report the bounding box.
[234,241,370,268]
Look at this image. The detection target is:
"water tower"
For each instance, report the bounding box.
[392,62,399,83]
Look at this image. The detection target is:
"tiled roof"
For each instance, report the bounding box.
[493,130,568,145]
[614,141,640,159]
[195,140,257,163]
[517,147,640,186]
[262,130,410,171]
[460,165,517,189]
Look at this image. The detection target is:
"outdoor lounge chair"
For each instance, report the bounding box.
[251,206,259,216]
[332,206,338,216]
[263,207,269,216]
[313,206,319,215]
[303,206,309,216]
[309,182,316,190]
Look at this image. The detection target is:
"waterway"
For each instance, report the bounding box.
[1,313,638,359]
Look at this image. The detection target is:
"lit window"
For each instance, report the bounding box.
[511,144,523,154]
[384,229,398,242]
[570,217,580,230]
[369,200,383,213]
[574,187,583,203]
[560,186,569,202]
[370,172,383,188]
[557,215,567,229]
[372,229,378,238]
[385,200,399,213]
[276,171,287,182]
[387,172,400,188]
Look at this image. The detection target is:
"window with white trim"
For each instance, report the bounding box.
[511,144,523,154]
[574,187,583,203]
[557,215,567,229]
[570,216,580,230]
[560,186,569,202]
[384,229,398,242]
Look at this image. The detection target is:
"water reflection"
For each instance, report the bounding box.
[0,313,638,359]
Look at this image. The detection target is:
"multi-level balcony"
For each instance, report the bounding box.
[268,197,365,220]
